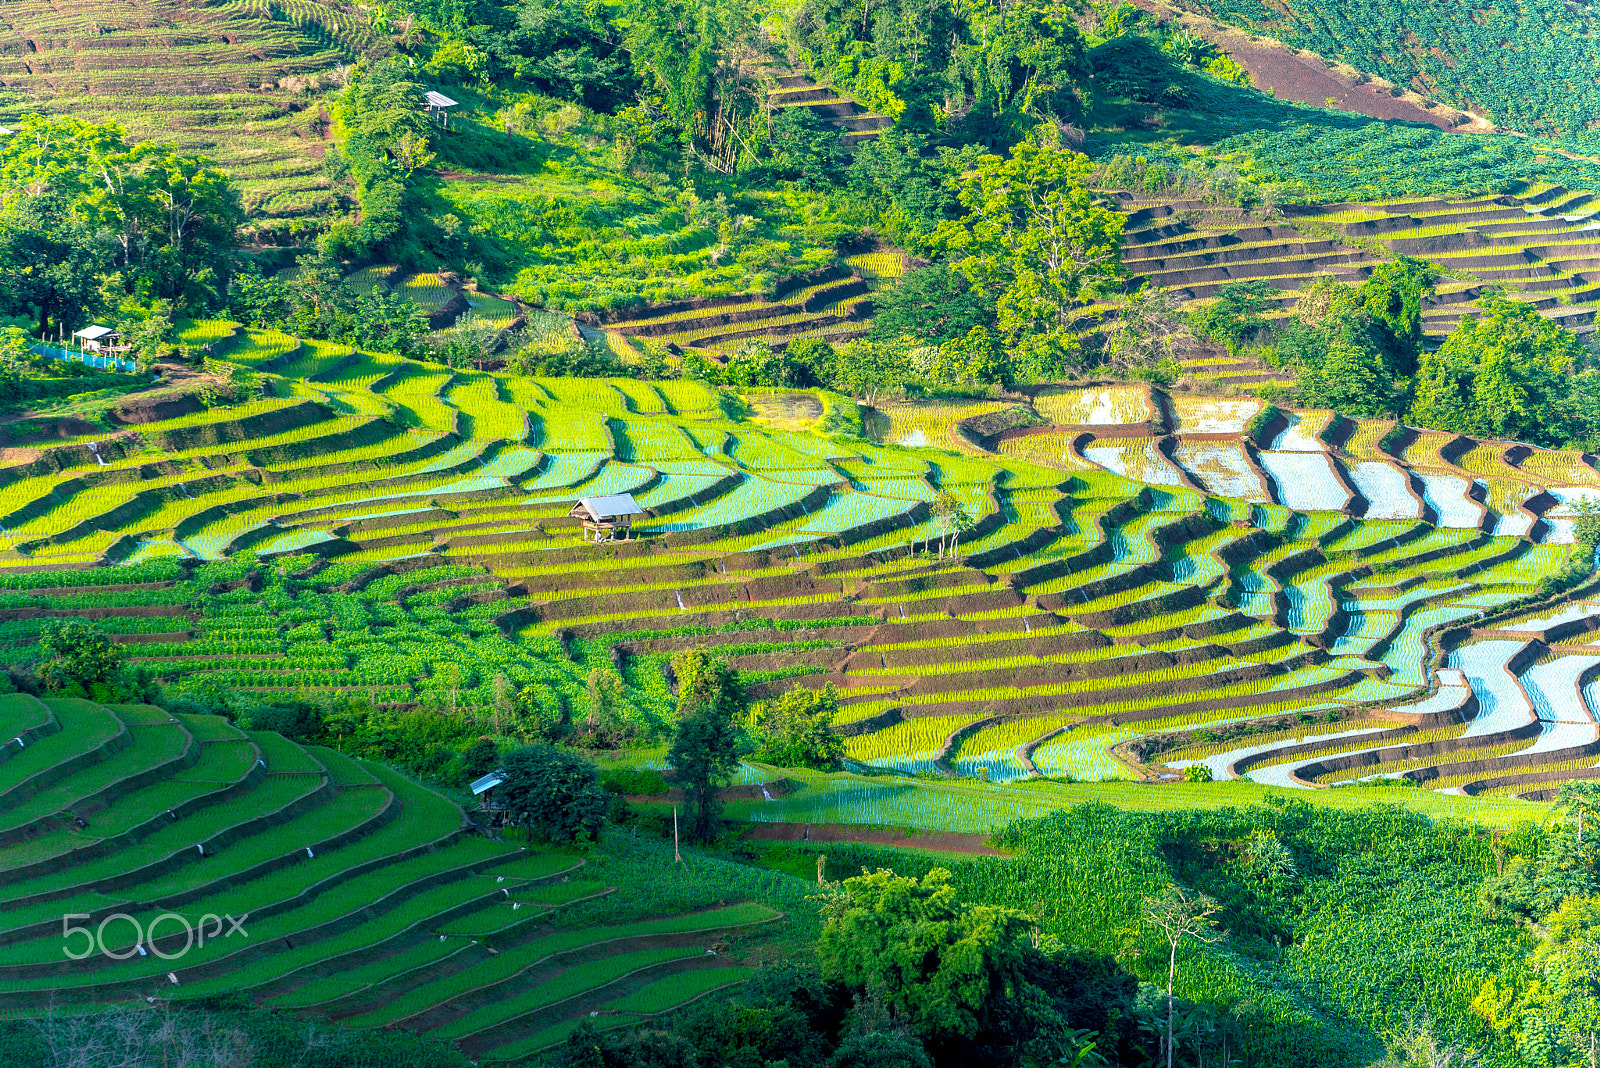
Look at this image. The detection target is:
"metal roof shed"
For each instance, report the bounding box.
[470,771,506,795]
[569,493,644,542]
[74,325,126,353]
[424,90,459,127]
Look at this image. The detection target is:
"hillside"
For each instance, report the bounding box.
[1119,185,1600,342]
[6,0,1600,1064]
[0,692,796,1060]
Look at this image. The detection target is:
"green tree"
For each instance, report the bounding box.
[1188,280,1279,355]
[0,196,111,337]
[1540,900,1600,1067]
[869,262,997,347]
[936,126,1123,379]
[667,650,743,843]
[516,684,564,739]
[828,1030,934,1068]
[228,260,429,357]
[0,327,33,366]
[571,666,637,749]
[497,742,609,843]
[35,620,122,691]
[785,337,836,388]
[457,736,499,784]
[324,60,434,257]
[1410,296,1596,447]
[817,867,1037,1051]
[832,337,914,406]
[671,649,741,721]
[0,116,241,315]
[1566,781,1600,845]
[241,699,323,742]
[967,0,1091,128]
[929,490,976,556]
[847,132,986,253]
[747,684,846,770]
[1296,339,1401,416]
[116,299,175,365]
[1358,255,1439,376]
[1474,895,1600,1066]
[929,324,1012,387]
[721,339,798,388]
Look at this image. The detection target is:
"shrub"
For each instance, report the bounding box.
[35,620,122,691]
[456,736,499,784]
[600,767,668,795]
[498,742,609,844]
[241,699,324,742]
[748,684,847,770]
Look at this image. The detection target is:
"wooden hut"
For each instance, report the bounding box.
[424,90,459,128]
[569,493,644,542]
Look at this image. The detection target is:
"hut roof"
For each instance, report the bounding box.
[574,493,644,520]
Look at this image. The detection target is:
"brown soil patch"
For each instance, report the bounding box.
[1139,1,1494,132]
[743,821,1010,856]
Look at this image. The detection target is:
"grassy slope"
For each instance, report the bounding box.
[727,767,1553,831]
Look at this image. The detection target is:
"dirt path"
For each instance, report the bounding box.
[743,822,1010,856]
[431,170,520,183]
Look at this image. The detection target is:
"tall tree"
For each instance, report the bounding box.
[817,867,1036,1057]
[0,116,240,318]
[935,125,1123,380]
[497,742,609,843]
[0,197,108,336]
[747,684,846,770]
[1188,279,1278,355]
[1357,255,1439,377]
[666,650,743,843]
[35,620,123,691]
[869,262,997,347]
[1142,886,1226,1068]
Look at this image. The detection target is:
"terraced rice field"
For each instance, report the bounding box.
[0,695,783,1052]
[598,264,875,355]
[1,339,1598,823]
[0,0,379,239]
[1122,187,1600,394]
[768,72,893,151]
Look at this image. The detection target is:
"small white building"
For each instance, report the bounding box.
[74,325,124,352]
[568,493,644,542]
[424,90,459,127]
